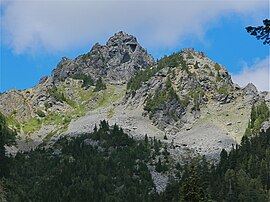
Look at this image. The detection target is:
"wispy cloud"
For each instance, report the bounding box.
[232,56,270,91]
[1,0,268,54]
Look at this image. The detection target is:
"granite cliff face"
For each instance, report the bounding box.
[0,32,269,161]
[52,31,154,84]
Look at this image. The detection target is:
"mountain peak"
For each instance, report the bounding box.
[52,31,154,83]
[181,47,206,58]
[106,31,138,51]
[110,31,135,40]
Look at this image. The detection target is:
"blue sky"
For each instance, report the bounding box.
[1,0,269,92]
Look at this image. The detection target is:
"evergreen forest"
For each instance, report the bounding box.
[0,111,270,201]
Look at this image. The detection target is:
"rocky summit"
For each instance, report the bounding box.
[52,31,154,84]
[1,32,269,161]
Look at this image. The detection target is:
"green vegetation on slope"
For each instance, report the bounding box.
[94,77,107,92]
[107,107,115,119]
[127,65,157,92]
[18,84,125,137]
[144,78,180,117]
[72,73,94,88]
[214,63,221,71]
[72,73,106,92]
[218,85,229,95]
[47,86,67,103]
[22,118,42,135]
[245,101,269,135]
[5,116,21,132]
[94,85,125,109]
[188,87,205,111]
[127,51,189,92]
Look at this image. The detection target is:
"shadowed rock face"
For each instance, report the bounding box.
[52,31,155,84]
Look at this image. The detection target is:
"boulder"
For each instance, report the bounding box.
[260,121,270,133]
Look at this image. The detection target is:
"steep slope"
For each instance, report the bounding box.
[121,48,269,158]
[125,48,235,128]
[65,48,269,160]
[0,31,154,122]
[0,32,154,150]
[0,33,269,161]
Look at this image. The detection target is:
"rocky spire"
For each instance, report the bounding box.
[52,31,155,84]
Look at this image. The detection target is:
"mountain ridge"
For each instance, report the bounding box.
[0,31,269,160]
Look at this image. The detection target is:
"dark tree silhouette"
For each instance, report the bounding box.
[246,19,270,45]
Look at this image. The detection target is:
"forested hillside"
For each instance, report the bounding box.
[2,120,163,202]
[0,104,269,201]
[161,127,270,202]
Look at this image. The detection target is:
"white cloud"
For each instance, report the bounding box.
[232,57,270,91]
[1,0,268,54]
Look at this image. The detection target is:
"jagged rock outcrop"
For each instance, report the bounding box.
[52,31,155,84]
[0,77,72,122]
[243,83,259,102]
[0,89,32,122]
[125,48,236,131]
[214,94,234,104]
[260,91,270,108]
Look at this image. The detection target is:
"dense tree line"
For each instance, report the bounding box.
[2,121,164,202]
[160,127,270,202]
[1,103,269,201]
[245,101,269,135]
